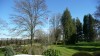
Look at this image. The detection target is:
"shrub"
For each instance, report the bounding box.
[28,47,35,55]
[4,46,16,56]
[14,45,44,55]
[42,49,61,56]
[0,48,5,52]
[19,46,34,54]
[21,46,29,54]
[93,51,100,56]
[13,45,22,52]
[72,51,93,56]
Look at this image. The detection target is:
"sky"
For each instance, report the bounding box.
[46,0,97,22]
[0,0,98,38]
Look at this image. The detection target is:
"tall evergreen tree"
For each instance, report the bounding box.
[76,18,83,41]
[88,14,96,41]
[68,18,77,44]
[83,15,89,41]
[83,14,96,42]
[61,8,76,44]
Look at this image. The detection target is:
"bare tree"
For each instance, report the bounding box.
[0,18,8,31]
[11,0,47,47]
[50,13,62,45]
[94,0,100,40]
[0,18,9,46]
[35,29,48,45]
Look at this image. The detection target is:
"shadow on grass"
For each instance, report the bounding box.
[67,46,100,52]
[57,45,100,52]
[75,44,100,47]
[75,42,100,47]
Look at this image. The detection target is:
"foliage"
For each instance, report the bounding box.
[67,34,77,44]
[83,15,90,41]
[72,51,93,56]
[88,14,96,41]
[32,45,45,55]
[22,45,45,55]
[14,45,34,54]
[75,18,83,42]
[61,8,76,44]
[83,14,96,42]
[21,46,29,54]
[4,46,16,56]
[42,49,61,56]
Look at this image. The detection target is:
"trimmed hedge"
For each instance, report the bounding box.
[72,51,93,56]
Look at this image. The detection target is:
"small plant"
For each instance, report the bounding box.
[21,46,29,54]
[93,51,100,56]
[42,49,61,56]
[72,51,93,56]
[4,46,16,56]
[21,46,34,55]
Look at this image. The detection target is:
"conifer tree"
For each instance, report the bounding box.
[76,18,83,41]
[83,14,96,42]
[61,8,76,44]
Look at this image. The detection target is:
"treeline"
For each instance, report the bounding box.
[50,8,100,45]
[62,9,100,44]
[0,38,44,46]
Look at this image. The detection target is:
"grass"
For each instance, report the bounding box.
[49,45,100,56]
[66,46,100,52]
[75,41,100,46]
[0,53,4,56]
[0,48,4,56]
[49,45,78,56]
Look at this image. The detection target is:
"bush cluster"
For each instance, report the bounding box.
[42,49,61,56]
[4,46,16,56]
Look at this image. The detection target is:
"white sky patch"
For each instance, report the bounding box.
[42,28,49,34]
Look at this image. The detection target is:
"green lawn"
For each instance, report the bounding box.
[49,44,100,56]
[49,45,78,56]
[0,53,4,56]
[0,49,4,56]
